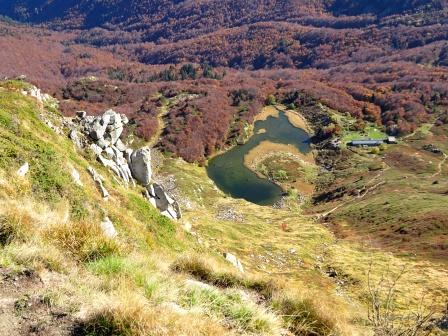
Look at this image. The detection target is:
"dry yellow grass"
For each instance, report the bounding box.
[1,82,445,335]
[254,105,312,134]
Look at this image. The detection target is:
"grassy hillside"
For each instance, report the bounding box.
[0,80,446,335]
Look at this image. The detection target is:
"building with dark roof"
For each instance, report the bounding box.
[348,139,384,147]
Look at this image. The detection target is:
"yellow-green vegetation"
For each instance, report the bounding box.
[327,109,387,147]
[162,155,448,335]
[255,153,317,196]
[0,81,446,335]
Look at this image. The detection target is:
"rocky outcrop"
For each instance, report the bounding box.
[87,166,109,199]
[67,109,181,220]
[144,183,181,221]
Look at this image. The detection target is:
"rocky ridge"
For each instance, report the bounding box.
[66,108,182,221]
[19,83,182,222]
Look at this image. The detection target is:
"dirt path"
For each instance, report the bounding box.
[312,165,390,219]
[430,152,447,178]
[0,268,75,336]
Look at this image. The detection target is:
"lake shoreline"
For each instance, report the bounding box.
[206,107,313,205]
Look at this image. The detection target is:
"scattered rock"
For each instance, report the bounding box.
[87,166,109,199]
[185,279,212,290]
[216,207,245,222]
[100,217,117,238]
[423,144,443,155]
[17,162,29,177]
[223,252,244,273]
[70,167,83,186]
[182,221,192,232]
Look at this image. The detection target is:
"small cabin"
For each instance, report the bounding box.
[348,136,398,147]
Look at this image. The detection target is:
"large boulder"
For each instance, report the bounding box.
[130,147,152,185]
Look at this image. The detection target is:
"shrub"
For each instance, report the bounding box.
[266,94,277,105]
[367,268,436,336]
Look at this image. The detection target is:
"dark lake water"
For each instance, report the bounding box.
[206,110,311,205]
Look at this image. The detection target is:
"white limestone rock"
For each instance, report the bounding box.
[115,139,127,152]
[223,252,244,273]
[101,217,117,239]
[17,162,29,177]
[90,143,103,157]
[71,167,83,186]
[87,166,109,199]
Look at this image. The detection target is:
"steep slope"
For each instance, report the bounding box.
[0,80,351,335]
[2,0,446,29]
[1,80,447,335]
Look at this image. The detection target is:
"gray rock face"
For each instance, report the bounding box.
[106,111,123,144]
[145,183,181,220]
[88,118,108,141]
[130,148,152,186]
[69,129,83,149]
[69,109,181,219]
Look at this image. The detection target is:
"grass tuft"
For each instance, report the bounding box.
[87,256,125,276]
[45,221,120,262]
[272,295,336,336]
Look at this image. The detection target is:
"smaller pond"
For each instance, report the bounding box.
[207,110,311,205]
